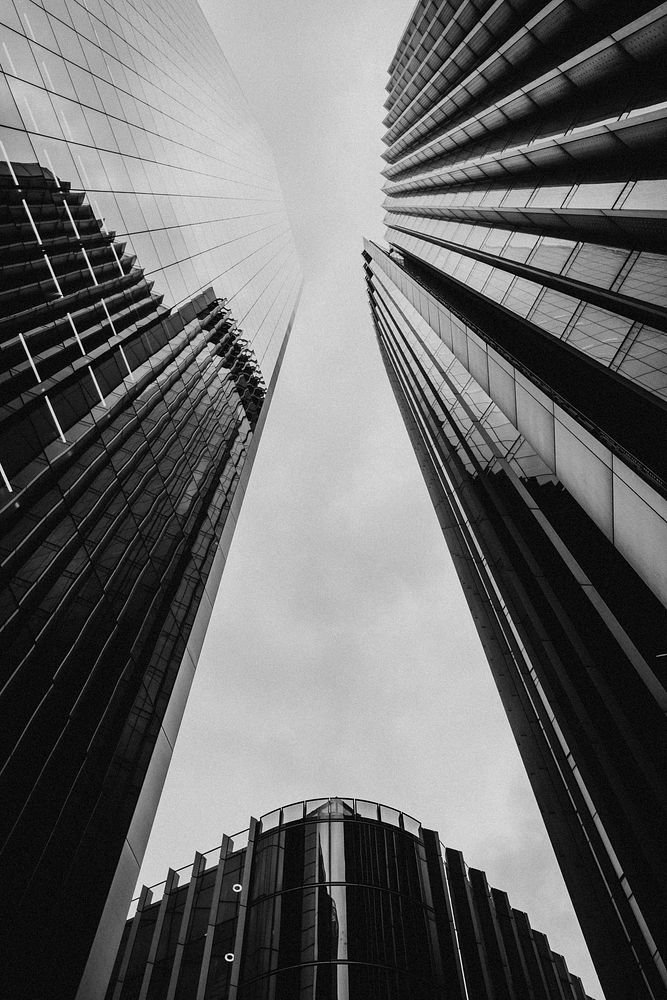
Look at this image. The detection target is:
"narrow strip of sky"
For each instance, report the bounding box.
[139,3,604,994]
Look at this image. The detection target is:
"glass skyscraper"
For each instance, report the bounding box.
[0,1,300,996]
[106,796,595,1000]
[364,4,667,999]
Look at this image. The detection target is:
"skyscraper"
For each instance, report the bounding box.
[0,1,300,995]
[364,4,667,999]
[105,796,595,1000]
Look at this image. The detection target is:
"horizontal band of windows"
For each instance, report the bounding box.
[388,228,667,401]
[383,200,667,254]
[383,105,667,197]
[384,212,667,310]
[387,223,667,333]
[385,248,667,495]
[383,8,667,169]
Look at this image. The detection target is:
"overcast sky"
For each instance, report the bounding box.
[138,2,603,994]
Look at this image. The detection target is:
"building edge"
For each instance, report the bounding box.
[76,287,303,1000]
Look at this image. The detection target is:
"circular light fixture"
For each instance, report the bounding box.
[232,883,242,893]
[224,953,234,963]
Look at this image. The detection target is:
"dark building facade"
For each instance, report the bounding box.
[106,797,595,1000]
[364,4,667,1000]
[0,2,300,996]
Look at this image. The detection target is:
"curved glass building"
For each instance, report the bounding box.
[106,797,595,1000]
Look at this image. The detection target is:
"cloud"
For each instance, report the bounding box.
[138,2,604,994]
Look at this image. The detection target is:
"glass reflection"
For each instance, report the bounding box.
[281,801,304,824]
[354,799,378,821]
[305,798,329,815]
[243,810,440,997]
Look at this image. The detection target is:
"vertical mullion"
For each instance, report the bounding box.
[165,851,206,1000]
[195,834,232,1000]
[138,869,178,1000]
[491,888,537,1000]
[421,828,467,999]
[111,886,153,1000]
[227,818,259,999]
[514,909,552,997]
[469,866,518,999]
[446,847,495,1000]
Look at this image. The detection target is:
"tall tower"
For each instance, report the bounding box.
[364,4,667,999]
[106,796,596,1000]
[0,1,300,995]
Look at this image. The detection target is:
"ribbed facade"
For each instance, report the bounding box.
[364,4,667,1000]
[106,797,595,1000]
[0,1,300,996]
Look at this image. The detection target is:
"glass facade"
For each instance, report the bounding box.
[365,4,667,1000]
[241,800,440,999]
[0,1,300,997]
[107,797,594,1000]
